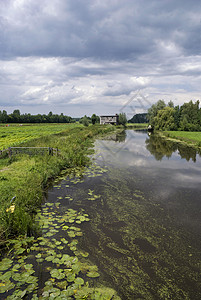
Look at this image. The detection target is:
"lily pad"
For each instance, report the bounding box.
[50,269,65,280]
[67,273,75,282]
[74,277,84,286]
[0,258,13,271]
[0,281,15,293]
[86,271,100,278]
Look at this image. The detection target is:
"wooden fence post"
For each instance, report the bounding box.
[48,147,53,155]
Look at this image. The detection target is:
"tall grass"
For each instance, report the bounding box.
[0,124,115,247]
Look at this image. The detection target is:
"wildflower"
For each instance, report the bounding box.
[6,205,15,213]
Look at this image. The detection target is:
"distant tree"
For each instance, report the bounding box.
[168,100,174,108]
[0,110,8,123]
[128,113,148,123]
[118,113,127,126]
[91,114,100,125]
[81,115,89,127]
[10,109,21,123]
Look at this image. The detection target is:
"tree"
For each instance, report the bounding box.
[179,100,201,131]
[91,114,100,125]
[173,105,180,130]
[81,115,89,127]
[154,107,176,131]
[128,113,148,123]
[11,109,21,123]
[168,100,174,108]
[118,113,127,126]
[147,100,166,126]
[0,110,8,123]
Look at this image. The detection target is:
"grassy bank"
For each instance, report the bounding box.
[0,124,116,247]
[126,123,148,129]
[162,130,201,148]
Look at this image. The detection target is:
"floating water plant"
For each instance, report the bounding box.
[0,201,119,299]
[87,189,101,201]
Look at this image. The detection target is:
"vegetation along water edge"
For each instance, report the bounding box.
[157,131,201,152]
[0,124,116,247]
[0,123,125,298]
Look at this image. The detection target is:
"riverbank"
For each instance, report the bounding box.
[125,123,148,129]
[0,124,116,248]
[157,130,201,151]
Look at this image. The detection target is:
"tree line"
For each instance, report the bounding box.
[0,110,128,126]
[147,100,201,131]
[0,110,74,124]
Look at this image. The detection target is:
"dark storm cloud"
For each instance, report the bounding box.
[1,0,201,60]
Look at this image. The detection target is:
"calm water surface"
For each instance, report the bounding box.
[47,130,201,299]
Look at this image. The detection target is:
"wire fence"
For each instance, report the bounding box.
[0,147,59,158]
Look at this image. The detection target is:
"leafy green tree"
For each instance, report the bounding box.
[154,107,176,131]
[147,100,166,126]
[179,100,201,131]
[118,113,127,126]
[173,105,180,130]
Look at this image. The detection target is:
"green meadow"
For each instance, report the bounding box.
[163,131,201,147]
[0,123,82,150]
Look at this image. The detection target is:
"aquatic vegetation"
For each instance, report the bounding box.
[77,159,201,299]
[0,202,120,299]
[87,189,101,201]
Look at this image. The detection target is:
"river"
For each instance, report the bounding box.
[46,129,201,299]
[1,129,201,299]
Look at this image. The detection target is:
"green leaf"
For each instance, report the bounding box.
[86,271,100,278]
[0,258,13,271]
[57,246,64,250]
[50,269,65,280]
[67,273,75,282]
[74,277,84,286]
[0,281,15,293]
[45,256,54,262]
[24,264,33,270]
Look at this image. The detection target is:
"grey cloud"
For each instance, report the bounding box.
[1,0,201,116]
[1,0,201,60]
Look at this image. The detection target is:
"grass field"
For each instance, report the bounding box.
[0,123,82,150]
[0,124,116,246]
[126,123,148,129]
[164,131,201,147]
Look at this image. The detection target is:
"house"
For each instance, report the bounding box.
[100,114,119,125]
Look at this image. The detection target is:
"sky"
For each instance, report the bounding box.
[0,0,201,118]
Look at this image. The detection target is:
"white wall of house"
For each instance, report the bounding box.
[100,115,118,125]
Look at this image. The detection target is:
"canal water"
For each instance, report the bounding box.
[46,130,201,299]
[2,129,201,299]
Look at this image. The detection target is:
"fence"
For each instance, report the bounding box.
[0,147,59,158]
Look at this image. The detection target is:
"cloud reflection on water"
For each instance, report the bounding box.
[95,130,201,190]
